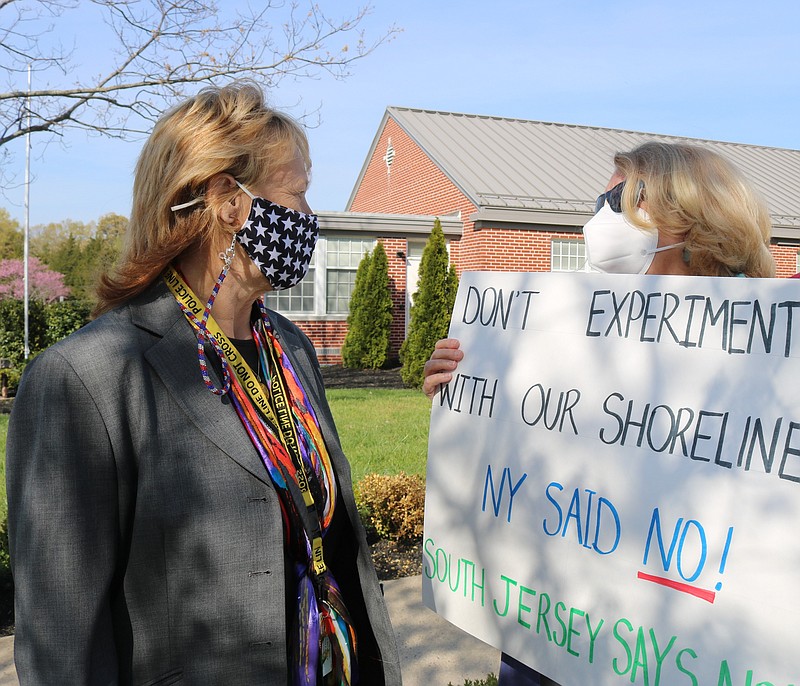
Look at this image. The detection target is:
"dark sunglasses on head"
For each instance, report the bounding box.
[595,181,625,214]
[594,180,644,214]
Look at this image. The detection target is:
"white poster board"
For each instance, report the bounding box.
[423,271,800,686]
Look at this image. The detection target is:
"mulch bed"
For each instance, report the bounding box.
[320,363,406,390]
[369,534,423,581]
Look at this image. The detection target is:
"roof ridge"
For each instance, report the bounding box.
[386,106,800,153]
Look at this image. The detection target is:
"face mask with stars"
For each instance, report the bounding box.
[235,180,319,291]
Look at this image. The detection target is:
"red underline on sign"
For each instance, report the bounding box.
[637,571,716,604]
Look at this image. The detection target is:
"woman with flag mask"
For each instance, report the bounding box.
[7,81,402,686]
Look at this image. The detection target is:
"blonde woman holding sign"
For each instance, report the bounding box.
[423,141,775,686]
[7,82,401,686]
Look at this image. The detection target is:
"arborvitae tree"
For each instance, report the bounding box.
[362,242,394,368]
[341,250,372,367]
[341,242,394,369]
[400,219,458,388]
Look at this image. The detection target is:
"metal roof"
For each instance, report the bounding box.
[356,107,800,234]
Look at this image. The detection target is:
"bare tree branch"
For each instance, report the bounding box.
[0,0,398,150]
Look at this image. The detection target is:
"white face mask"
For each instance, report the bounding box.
[583,203,684,274]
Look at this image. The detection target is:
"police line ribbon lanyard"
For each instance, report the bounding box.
[163,265,327,577]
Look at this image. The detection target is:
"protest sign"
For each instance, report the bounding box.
[423,271,800,686]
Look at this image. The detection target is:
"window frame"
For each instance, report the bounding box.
[550,237,589,272]
[263,234,376,318]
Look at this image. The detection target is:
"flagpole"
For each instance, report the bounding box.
[23,63,31,360]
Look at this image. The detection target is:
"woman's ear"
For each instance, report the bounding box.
[207,173,246,228]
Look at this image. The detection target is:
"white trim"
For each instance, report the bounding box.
[319,211,462,237]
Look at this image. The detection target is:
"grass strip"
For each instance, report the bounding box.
[325,387,431,483]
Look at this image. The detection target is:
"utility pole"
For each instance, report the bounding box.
[23,63,31,360]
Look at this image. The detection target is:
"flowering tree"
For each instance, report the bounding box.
[0,257,69,302]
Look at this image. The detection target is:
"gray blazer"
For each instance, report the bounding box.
[6,281,402,685]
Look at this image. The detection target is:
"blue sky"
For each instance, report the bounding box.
[6,0,800,228]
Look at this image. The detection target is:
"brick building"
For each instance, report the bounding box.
[269,107,800,363]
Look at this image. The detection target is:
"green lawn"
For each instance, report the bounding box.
[326,388,431,483]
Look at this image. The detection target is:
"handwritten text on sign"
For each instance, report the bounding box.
[422,272,800,686]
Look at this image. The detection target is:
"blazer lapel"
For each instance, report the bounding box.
[131,282,271,486]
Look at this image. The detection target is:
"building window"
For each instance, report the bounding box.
[326,237,375,314]
[263,235,375,316]
[796,251,800,274]
[551,238,588,272]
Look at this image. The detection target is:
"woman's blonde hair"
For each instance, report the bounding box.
[615,141,775,277]
[95,81,309,315]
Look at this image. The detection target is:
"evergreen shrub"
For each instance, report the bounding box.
[341,242,394,369]
[400,219,458,388]
[0,297,91,394]
[45,298,92,347]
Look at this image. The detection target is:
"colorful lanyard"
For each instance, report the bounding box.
[163,265,327,576]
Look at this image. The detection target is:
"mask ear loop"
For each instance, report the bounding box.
[644,241,686,257]
[174,233,238,396]
[235,180,256,199]
[170,197,204,212]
